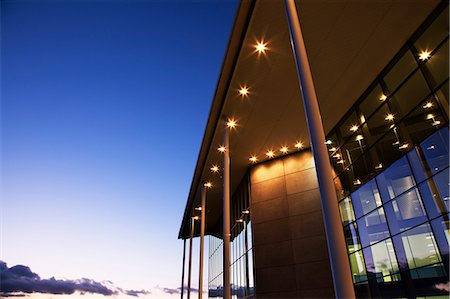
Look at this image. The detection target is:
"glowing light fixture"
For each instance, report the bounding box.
[217,145,226,152]
[249,156,257,163]
[325,140,333,145]
[255,41,268,55]
[353,179,362,186]
[226,118,237,128]
[419,50,431,61]
[210,165,219,172]
[355,135,364,141]
[350,125,358,132]
[266,150,275,158]
[399,143,409,150]
[426,114,435,120]
[375,163,383,170]
[385,114,395,121]
[242,210,250,214]
[333,153,341,159]
[280,146,289,154]
[337,159,345,164]
[236,219,244,223]
[193,216,200,220]
[379,94,387,101]
[423,102,433,109]
[239,86,249,97]
[294,141,303,149]
[195,207,202,211]
[204,182,212,188]
[329,147,337,152]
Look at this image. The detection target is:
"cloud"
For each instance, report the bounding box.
[435,282,450,292]
[0,261,150,297]
[158,285,198,295]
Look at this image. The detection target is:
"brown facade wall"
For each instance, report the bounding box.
[249,150,335,298]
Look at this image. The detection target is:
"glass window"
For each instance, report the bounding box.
[418,170,450,218]
[363,239,399,280]
[376,156,416,202]
[384,188,428,234]
[349,250,368,283]
[420,126,449,176]
[430,216,450,263]
[357,208,390,247]
[363,102,393,147]
[339,197,356,225]
[384,50,418,92]
[406,97,447,145]
[415,6,449,55]
[351,179,382,217]
[388,70,431,120]
[425,39,449,89]
[359,83,385,120]
[345,222,362,253]
[393,224,442,270]
[409,262,447,279]
[339,111,360,141]
[407,148,428,184]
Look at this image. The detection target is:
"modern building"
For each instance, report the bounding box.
[178,1,449,298]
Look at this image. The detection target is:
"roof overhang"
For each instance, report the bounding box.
[178,0,440,239]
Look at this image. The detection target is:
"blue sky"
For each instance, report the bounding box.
[1,0,237,297]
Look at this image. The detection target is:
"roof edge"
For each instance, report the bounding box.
[178,0,257,239]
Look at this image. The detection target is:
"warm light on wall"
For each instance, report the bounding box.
[217,146,226,152]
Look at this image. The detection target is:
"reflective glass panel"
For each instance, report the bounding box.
[339,197,356,225]
[376,156,415,202]
[420,126,449,176]
[345,222,362,253]
[418,170,450,218]
[388,70,431,120]
[415,6,449,55]
[393,224,442,269]
[363,239,399,280]
[357,208,390,247]
[359,83,385,120]
[349,250,368,283]
[426,39,449,89]
[339,111,360,141]
[384,50,418,92]
[351,179,382,217]
[384,188,428,234]
[430,216,450,262]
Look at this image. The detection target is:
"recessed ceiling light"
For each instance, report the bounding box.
[419,50,431,61]
[266,150,275,158]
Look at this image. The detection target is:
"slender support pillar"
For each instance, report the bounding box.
[181,239,187,299]
[187,217,196,299]
[243,220,250,298]
[284,1,356,298]
[222,118,231,299]
[198,186,207,299]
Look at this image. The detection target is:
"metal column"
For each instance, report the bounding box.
[181,239,187,299]
[198,186,207,299]
[187,217,196,299]
[222,117,231,299]
[284,1,356,298]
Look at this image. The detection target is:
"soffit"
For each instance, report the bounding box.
[179,0,439,239]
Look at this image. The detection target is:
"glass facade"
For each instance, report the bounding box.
[208,178,255,298]
[329,4,449,298]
